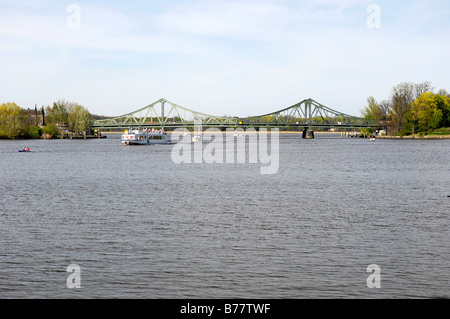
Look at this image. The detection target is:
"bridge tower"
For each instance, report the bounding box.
[302,99,314,138]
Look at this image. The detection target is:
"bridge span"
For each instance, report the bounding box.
[93,98,383,138]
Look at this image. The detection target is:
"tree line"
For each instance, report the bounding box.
[361,82,450,135]
[0,100,93,139]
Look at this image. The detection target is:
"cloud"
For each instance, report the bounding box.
[154,1,291,41]
[152,0,374,43]
[0,0,449,116]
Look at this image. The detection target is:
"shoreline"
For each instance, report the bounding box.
[102,131,450,139]
[102,131,341,135]
[376,135,450,139]
[3,132,449,140]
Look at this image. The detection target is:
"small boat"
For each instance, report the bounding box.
[121,128,172,145]
[18,147,31,152]
[370,138,376,141]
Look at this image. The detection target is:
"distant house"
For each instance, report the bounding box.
[25,105,46,126]
[56,122,69,133]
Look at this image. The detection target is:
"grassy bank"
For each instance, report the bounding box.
[378,127,450,139]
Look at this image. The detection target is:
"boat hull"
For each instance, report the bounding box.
[121,130,173,145]
[121,140,173,145]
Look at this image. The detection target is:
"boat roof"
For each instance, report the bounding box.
[124,130,165,134]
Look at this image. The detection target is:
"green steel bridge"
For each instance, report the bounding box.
[93,98,383,135]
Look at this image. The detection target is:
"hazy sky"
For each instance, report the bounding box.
[1,0,449,117]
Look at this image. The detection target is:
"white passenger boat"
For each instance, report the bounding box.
[121,128,172,145]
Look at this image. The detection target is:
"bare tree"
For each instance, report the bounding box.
[379,99,392,118]
[414,81,434,99]
[389,82,415,134]
[437,88,450,98]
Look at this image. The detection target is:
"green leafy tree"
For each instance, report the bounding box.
[410,92,443,133]
[68,104,93,132]
[0,102,30,138]
[45,100,70,124]
[46,100,93,133]
[361,96,383,121]
[28,126,43,138]
[43,124,61,137]
[435,94,450,127]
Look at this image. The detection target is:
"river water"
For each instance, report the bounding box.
[0,133,449,299]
